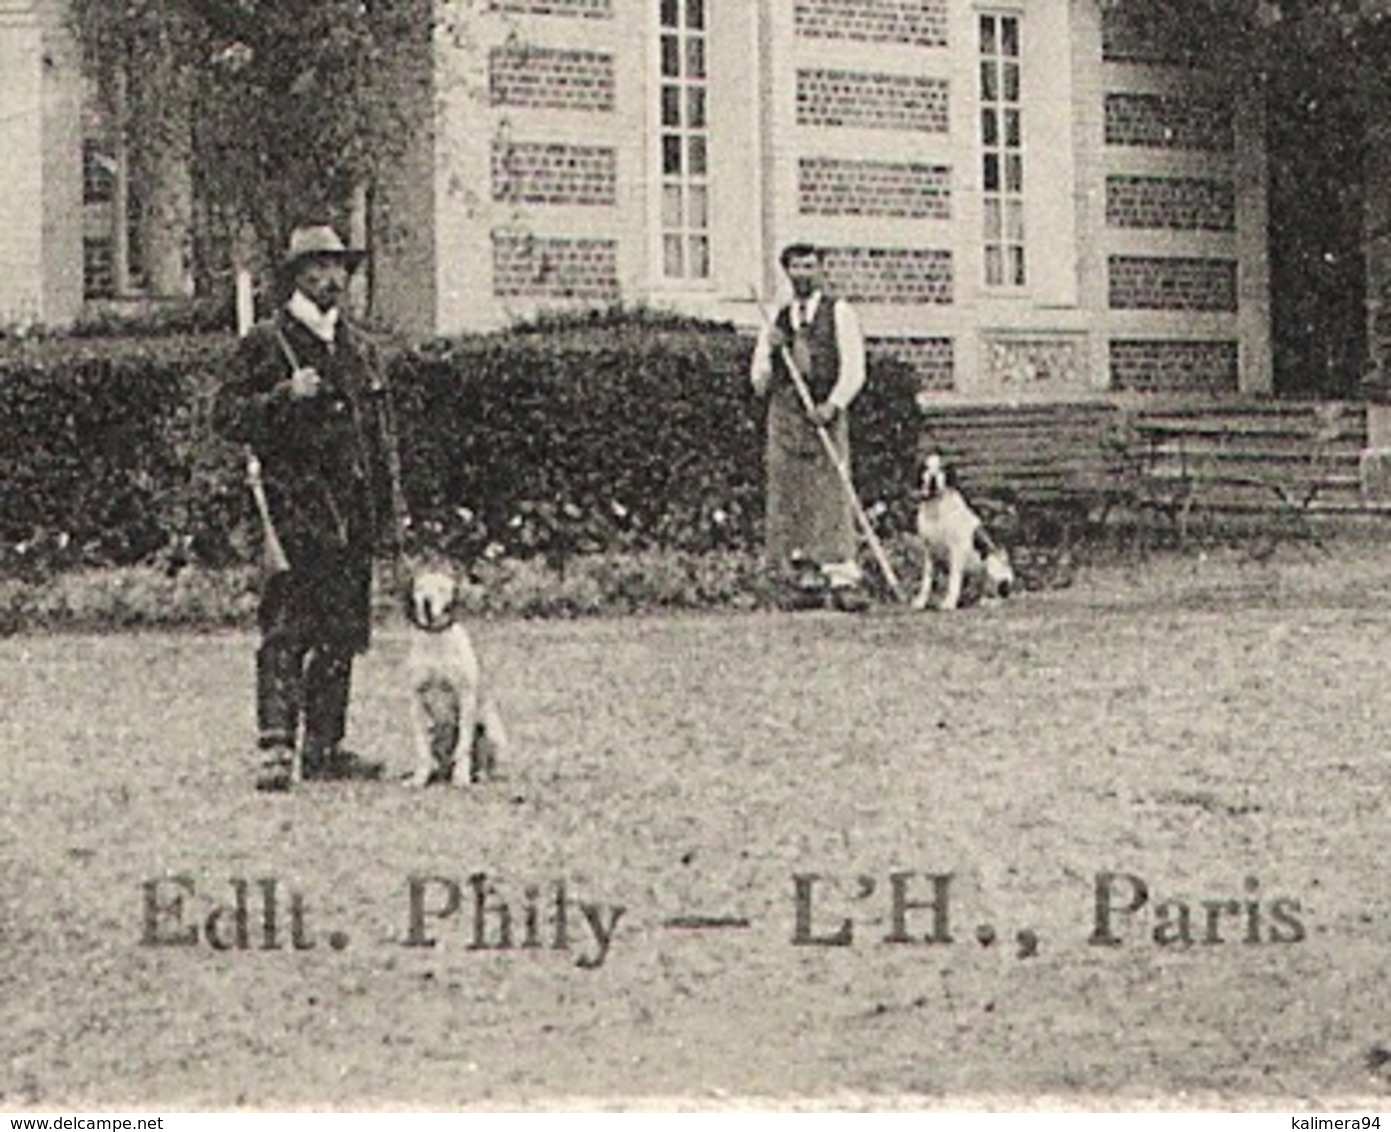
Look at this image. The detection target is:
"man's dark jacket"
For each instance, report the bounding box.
[212,311,399,652]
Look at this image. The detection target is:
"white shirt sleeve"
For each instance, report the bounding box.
[827,300,866,410]
[750,319,775,395]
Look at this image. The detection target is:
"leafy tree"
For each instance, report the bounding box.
[1107,0,1391,395]
[68,0,427,296]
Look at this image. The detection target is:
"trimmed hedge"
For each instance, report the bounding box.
[0,313,923,576]
[0,334,246,574]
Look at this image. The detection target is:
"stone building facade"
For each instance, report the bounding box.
[0,0,84,329]
[384,0,1272,398]
[1,0,1272,399]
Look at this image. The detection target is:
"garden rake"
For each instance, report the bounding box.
[750,288,906,603]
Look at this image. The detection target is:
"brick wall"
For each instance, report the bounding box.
[1108,255,1237,311]
[490,0,612,16]
[1109,339,1240,394]
[1104,92,1233,152]
[492,141,617,205]
[490,47,615,113]
[796,70,949,133]
[1105,175,1235,231]
[492,233,619,300]
[798,158,950,219]
[794,0,948,48]
[824,247,953,304]
[869,335,954,391]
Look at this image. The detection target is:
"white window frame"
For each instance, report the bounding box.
[652,0,713,286]
[978,9,1026,290]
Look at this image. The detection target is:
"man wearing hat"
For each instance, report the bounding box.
[213,224,405,791]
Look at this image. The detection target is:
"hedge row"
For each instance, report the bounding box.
[0,314,923,576]
[0,333,245,573]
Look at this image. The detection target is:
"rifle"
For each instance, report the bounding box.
[237,269,291,573]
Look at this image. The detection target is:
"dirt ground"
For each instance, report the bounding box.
[2,546,1390,1111]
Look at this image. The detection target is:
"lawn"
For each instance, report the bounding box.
[2,547,1389,1110]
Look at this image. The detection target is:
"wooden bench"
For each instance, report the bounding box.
[917,401,1133,545]
[1127,402,1364,547]
[916,399,1376,551]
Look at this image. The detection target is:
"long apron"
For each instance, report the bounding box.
[764,383,855,568]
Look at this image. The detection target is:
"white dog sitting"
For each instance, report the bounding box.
[912,452,1016,611]
[405,565,507,787]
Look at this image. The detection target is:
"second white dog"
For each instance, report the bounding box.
[913,452,1016,611]
[406,566,507,787]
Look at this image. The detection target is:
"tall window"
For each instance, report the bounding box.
[82,140,118,299]
[979,12,1025,288]
[659,0,710,280]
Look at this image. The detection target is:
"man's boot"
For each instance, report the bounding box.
[300,648,383,781]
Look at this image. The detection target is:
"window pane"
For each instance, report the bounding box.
[984,197,1002,240]
[980,14,1024,289]
[83,141,116,204]
[656,0,711,283]
[686,36,705,79]
[662,86,681,126]
[983,153,1000,192]
[688,184,708,229]
[1001,17,1019,57]
[663,134,682,175]
[663,184,683,227]
[1005,199,1024,241]
[83,237,115,298]
[980,61,997,102]
[664,234,684,276]
[689,235,710,278]
[687,86,706,128]
[985,245,1003,287]
[981,109,998,146]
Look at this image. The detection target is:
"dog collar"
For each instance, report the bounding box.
[408,609,456,634]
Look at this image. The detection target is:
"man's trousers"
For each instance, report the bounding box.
[253,552,371,755]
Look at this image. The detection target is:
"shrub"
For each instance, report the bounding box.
[391,319,923,566]
[0,564,258,631]
[68,295,238,339]
[0,313,924,576]
[0,333,247,573]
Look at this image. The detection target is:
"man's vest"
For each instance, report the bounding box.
[771,294,841,404]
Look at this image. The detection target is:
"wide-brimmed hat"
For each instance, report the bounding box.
[279,225,366,275]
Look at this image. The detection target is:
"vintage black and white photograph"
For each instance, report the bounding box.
[1,0,1389,1114]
